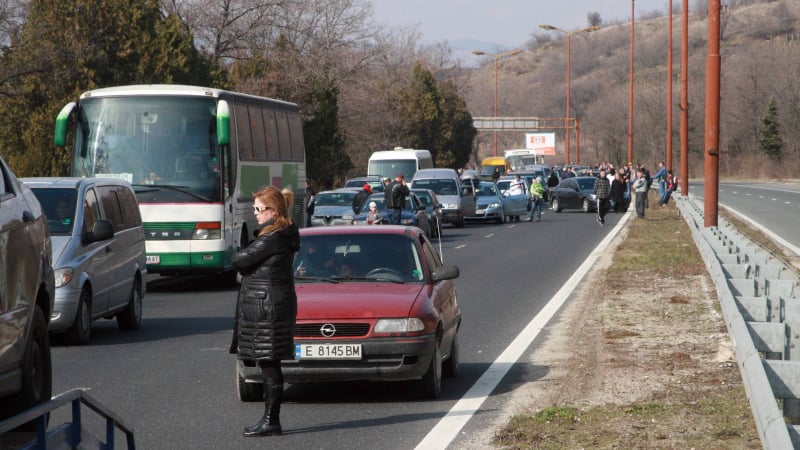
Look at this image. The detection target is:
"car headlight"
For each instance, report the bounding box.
[590,194,597,201]
[444,203,458,209]
[54,268,73,288]
[489,202,501,208]
[342,214,354,221]
[375,318,425,333]
[353,219,368,225]
[401,218,414,225]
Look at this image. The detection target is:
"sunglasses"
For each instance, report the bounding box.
[253,205,272,213]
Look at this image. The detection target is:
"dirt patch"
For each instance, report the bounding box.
[463,199,761,449]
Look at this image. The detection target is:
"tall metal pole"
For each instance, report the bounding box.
[566,34,572,164]
[628,0,635,165]
[667,0,674,172]
[575,117,580,164]
[494,54,499,157]
[704,0,721,227]
[680,0,689,195]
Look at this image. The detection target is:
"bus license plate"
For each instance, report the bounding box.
[295,344,361,360]
[146,255,160,264]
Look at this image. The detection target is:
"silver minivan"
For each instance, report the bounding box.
[22,178,147,345]
[410,168,476,228]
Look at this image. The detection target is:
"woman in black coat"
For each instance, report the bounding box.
[230,185,300,437]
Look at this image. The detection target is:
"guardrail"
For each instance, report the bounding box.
[0,388,135,449]
[677,194,800,449]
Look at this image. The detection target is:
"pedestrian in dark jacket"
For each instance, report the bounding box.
[304,181,315,227]
[231,185,300,437]
[388,173,410,225]
[594,169,611,225]
[352,184,372,214]
[610,172,626,212]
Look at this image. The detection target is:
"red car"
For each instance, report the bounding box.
[236,225,461,400]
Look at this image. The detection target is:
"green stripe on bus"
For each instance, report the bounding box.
[146,251,226,270]
[143,222,196,230]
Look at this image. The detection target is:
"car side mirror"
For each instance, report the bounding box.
[416,205,426,211]
[84,219,114,243]
[431,264,459,282]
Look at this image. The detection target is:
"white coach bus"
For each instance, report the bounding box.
[53,84,307,279]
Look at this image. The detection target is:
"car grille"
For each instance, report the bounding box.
[295,323,370,337]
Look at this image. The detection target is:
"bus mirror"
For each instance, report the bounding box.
[54,102,76,147]
[216,100,230,147]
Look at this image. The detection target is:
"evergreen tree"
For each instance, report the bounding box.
[302,77,352,190]
[758,99,783,161]
[397,62,476,169]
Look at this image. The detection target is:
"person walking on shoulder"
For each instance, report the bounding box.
[594,169,611,225]
[231,186,300,437]
[527,176,544,222]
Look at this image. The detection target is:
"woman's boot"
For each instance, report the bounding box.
[242,384,283,437]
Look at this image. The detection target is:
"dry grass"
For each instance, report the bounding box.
[492,192,761,449]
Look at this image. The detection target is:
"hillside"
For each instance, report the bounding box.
[465,0,800,178]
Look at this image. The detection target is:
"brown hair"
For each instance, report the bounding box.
[254,185,294,236]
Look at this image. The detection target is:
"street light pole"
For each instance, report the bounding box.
[539,24,599,165]
[628,0,635,166]
[472,49,522,157]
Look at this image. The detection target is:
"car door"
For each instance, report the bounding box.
[96,185,137,311]
[561,179,579,209]
[421,237,457,348]
[459,183,476,217]
[81,187,114,315]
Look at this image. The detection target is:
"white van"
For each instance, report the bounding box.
[410,168,476,228]
[367,148,433,181]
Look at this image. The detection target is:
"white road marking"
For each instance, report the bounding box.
[455,244,467,249]
[484,234,495,238]
[414,211,633,450]
[721,203,800,257]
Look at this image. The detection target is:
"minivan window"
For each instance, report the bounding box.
[83,188,101,236]
[97,186,125,231]
[116,186,142,229]
[30,188,78,236]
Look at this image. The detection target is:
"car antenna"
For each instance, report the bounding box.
[436,221,444,262]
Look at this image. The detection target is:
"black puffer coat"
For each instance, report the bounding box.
[230,223,300,362]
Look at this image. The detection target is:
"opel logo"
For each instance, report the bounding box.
[320,323,336,337]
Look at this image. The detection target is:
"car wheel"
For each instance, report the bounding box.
[66,288,92,345]
[421,341,442,399]
[432,218,440,237]
[237,372,264,402]
[4,306,53,431]
[552,198,562,213]
[443,333,459,378]
[496,210,504,224]
[455,216,465,228]
[117,279,142,330]
[582,198,591,213]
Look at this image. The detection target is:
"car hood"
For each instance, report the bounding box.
[296,283,425,319]
[476,197,501,206]
[436,194,459,204]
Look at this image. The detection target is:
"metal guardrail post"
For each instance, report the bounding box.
[676,194,795,449]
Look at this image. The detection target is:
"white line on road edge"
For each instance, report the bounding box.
[721,203,800,257]
[415,211,633,450]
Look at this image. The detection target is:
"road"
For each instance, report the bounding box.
[689,181,800,252]
[48,209,623,449]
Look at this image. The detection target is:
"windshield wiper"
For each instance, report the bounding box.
[294,276,342,284]
[331,276,406,284]
[132,184,212,202]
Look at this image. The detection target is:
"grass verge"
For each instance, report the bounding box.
[492,193,761,449]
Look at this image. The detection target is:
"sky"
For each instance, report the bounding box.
[371,0,674,51]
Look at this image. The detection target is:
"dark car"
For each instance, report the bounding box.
[351,192,430,235]
[549,176,598,213]
[0,155,56,427]
[344,175,385,193]
[410,188,443,238]
[236,225,461,400]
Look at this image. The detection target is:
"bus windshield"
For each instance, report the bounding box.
[73,96,221,202]
[368,160,418,180]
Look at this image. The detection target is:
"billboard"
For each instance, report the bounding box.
[525,133,556,156]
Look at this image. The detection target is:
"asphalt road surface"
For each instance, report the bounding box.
[48,208,625,449]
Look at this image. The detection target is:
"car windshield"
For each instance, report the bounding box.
[412,179,458,196]
[316,191,357,206]
[294,234,424,282]
[30,188,77,236]
[476,183,498,197]
[412,191,432,205]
